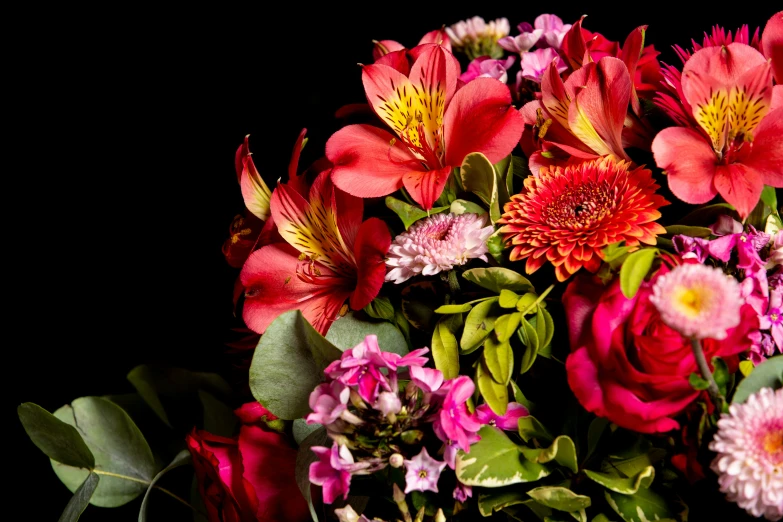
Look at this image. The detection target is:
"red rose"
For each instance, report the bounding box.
[186,402,310,522]
[563,264,758,434]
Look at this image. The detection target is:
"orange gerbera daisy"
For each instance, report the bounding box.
[497,156,669,282]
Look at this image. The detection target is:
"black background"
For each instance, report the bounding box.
[12,4,775,521]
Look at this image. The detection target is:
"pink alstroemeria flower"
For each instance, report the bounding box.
[651,43,783,220]
[327,43,524,210]
[762,11,783,84]
[373,28,451,61]
[239,170,391,336]
[475,402,529,430]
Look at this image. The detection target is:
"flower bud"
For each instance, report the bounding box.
[389,453,404,468]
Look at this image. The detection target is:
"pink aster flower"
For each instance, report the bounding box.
[403,447,448,494]
[649,262,743,340]
[519,47,567,83]
[475,402,529,430]
[709,387,783,521]
[385,213,494,284]
[433,376,482,452]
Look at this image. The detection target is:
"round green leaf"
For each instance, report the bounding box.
[732,355,783,404]
[18,402,95,470]
[325,311,408,356]
[51,397,159,508]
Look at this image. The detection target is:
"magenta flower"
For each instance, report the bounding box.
[409,365,444,393]
[433,376,482,452]
[649,262,743,340]
[306,381,350,426]
[475,402,529,430]
[324,335,392,403]
[519,47,567,83]
[759,286,783,352]
[459,56,516,83]
[310,443,367,504]
[672,234,710,263]
[708,216,770,272]
[373,391,402,417]
[403,447,447,494]
[453,482,473,502]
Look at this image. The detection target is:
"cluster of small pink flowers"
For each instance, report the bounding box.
[498,14,570,84]
[709,387,783,521]
[385,212,494,284]
[446,16,510,53]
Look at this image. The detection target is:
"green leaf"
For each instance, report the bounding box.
[460,297,501,354]
[456,425,550,486]
[58,472,99,522]
[602,241,630,269]
[385,195,448,229]
[678,203,739,227]
[450,199,487,215]
[739,360,754,377]
[494,312,521,343]
[198,390,239,437]
[766,212,782,236]
[528,486,591,512]
[536,306,554,352]
[603,448,666,478]
[487,232,506,264]
[249,310,343,420]
[463,267,535,294]
[18,402,95,469]
[293,418,322,446]
[478,487,529,516]
[510,380,535,411]
[432,316,461,380]
[518,415,553,444]
[712,356,730,397]
[477,360,509,415]
[516,292,539,314]
[584,466,655,495]
[499,289,521,308]
[433,303,472,314]
[139,450,191,522]
[518,316,540,375]
[363,296,395,321]
[732,355,783,404]
[663,225,713,238]
[688,372,711,391]
[619,248,657,298]
[604,487,674,522]
[325,311,408,356]
[760,185,778,210]
[401,281,440,331]
[529,435,578,473]
[460,152,496,207]
[51,397,159,508]
[295,427,330,522]
[484,336,513,385]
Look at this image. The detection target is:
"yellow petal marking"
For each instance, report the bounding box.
[693,88,730,152]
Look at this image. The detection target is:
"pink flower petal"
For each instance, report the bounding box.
[713,163,763,220]
[651,126,719,204]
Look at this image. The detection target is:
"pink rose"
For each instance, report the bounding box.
[563,264,758,434]
[186,402,310,522]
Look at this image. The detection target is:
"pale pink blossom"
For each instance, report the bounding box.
[519,47,567,83]
[475,402,529,430]
[403,447,447,494]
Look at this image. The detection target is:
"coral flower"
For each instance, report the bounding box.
[327,43,524,210]
[709,386,783,521]
[497,156,668,282]
[651,43,783,219]
[240,171,391,335]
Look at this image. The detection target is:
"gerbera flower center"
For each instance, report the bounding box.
[541,181,613,229]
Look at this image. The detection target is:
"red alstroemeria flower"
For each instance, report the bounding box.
[651,43,783,219]
[372,28,451,61]
[326,43,524,210]
[239,170,391,335]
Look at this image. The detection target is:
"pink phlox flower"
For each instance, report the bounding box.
[306,380,351,426]
[389,348,431,369]
[532,14,572,49]
[708,217,770,272]
[409,365,444,393]
[433,376,482,452]
[498,29,543,53]
[519,47,567,83]
[325,335,393,403]
[403,447,447,494]
[373,391,402,417]
[475,402,529,430]
[437,434,480,470]
[672,234,710,263]
[759,285,783,351]
[768,231,783,269]
[459,55,516,84]
[750,332,778,365]
[453,482,473,502]
[310,443,370,504]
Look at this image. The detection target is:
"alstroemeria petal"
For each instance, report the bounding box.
[651,126,718,204]
[620,25,647,117]
[402,166,451,210]
[328,124,420,198]
[443,77,524,166]
[762,11,783,83]
[350,217,391,311]
[713,163,763,220]
[743,108,783,187]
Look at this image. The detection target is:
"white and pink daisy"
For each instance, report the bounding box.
[649,262,743,340]
[385,213,494,284]
[709,387,783,521]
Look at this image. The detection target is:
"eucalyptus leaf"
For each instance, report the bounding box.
[732,355,783,404]
[432,316,461,380]
[460,298,501,354]
[18,402,95,469]
[527,486,591,512]
[456,425,550,486]
[619,248,657,299]
[295,427,330,522]
[463,267,535,294]
[604,487,674,522]
[584,466,655,495]
[58,472,99,522]
[385,196,448,229]
[52,397,159,508]
[477,360,509,415]
[139,450,192,522]
[325,311,408,356]
[293,419,323,446]
[249,310,343,420]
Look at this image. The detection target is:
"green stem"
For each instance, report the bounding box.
[689,338,721,400]
[93,470,200,515]
[447,270,460,294]
[519,284,555,316]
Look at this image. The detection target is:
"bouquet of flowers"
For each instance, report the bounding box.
[18,9,783,522]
